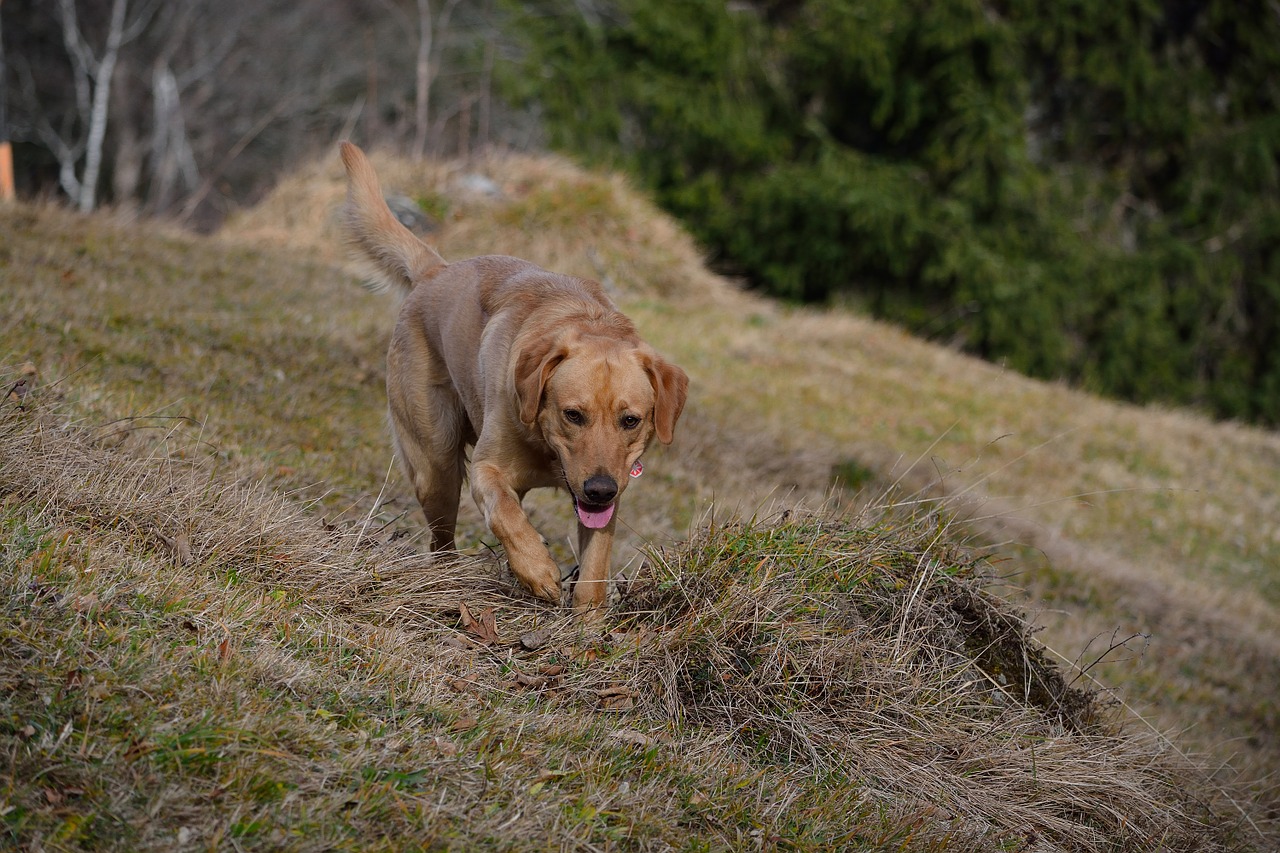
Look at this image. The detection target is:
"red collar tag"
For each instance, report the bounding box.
[629,460,643,478]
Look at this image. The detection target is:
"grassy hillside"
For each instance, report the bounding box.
[2,149,1278,849]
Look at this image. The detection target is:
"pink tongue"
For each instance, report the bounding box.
[576,501,615,529]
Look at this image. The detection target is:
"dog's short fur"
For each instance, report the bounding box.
[340,142,688,610]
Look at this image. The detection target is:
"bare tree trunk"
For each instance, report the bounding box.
[112,117,142,204]
[44,0,156,212]
[364,28,381,146]
[478,36,495,156]
[458,96,471,162]
[412,0,431,159]
[77,0,128,212]
[149,61,198,211]
[410,0,462,160]
[149,62,179,206]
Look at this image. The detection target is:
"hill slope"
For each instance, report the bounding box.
[2,150,1278,848]
[227,149,1280,786]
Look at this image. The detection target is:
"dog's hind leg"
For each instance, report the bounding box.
[387,340,468,553]
[390,412,465,552]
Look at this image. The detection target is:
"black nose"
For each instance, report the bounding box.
[582,474,618,506]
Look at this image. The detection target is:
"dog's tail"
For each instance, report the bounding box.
[339,141,446,295]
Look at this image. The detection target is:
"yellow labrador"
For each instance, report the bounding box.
[339,143,688,611]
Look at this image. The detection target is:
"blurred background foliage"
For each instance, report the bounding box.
[4,0,1279,424]
[508,0,1280,425]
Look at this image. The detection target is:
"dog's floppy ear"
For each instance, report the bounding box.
[514,337,568,428]
[644,352,689,445]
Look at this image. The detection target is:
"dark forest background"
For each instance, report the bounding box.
[5,0,1279,425]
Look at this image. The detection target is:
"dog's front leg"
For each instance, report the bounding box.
[574,511,616,612]
[471,461,562,602]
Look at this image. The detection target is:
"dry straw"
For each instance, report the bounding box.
[2,378,1261,851]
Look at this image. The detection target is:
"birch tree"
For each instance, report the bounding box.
[31,0,154,211]
[375,0,462,159]
[7,0,512,215]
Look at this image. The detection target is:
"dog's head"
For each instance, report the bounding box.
[515,331,688,529]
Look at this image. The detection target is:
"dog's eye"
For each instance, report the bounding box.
[620,414,641,430]
[564,409,585,425]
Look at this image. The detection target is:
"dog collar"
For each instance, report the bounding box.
[630,460,643,478]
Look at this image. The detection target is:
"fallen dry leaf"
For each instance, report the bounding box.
[459,601,501,645]
[446,677,479,695]
[6,378,31,409]
[597,685,636,698]
[155,529,193,565]
[6,364,36,408]
[520,627,552,651]
[443,634,479,651]
[450,716,479,733]
[512,672,555,689]
[597,685,638,711]
[538,664,565,677]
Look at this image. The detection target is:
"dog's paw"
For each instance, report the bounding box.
[511,558,563,603]
[527,574,563,603]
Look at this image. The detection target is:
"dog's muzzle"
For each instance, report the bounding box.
[574,474,618,529]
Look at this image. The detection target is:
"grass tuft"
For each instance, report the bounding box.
[0,390,1263,850]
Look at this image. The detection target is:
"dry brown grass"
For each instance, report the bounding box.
[221,147,720,302]
[3,145,1279,847]
[1,392,1258,850]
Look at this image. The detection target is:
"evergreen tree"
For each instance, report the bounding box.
[509,0,1280,424]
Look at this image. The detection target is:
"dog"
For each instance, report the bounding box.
[339,142,688,611]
